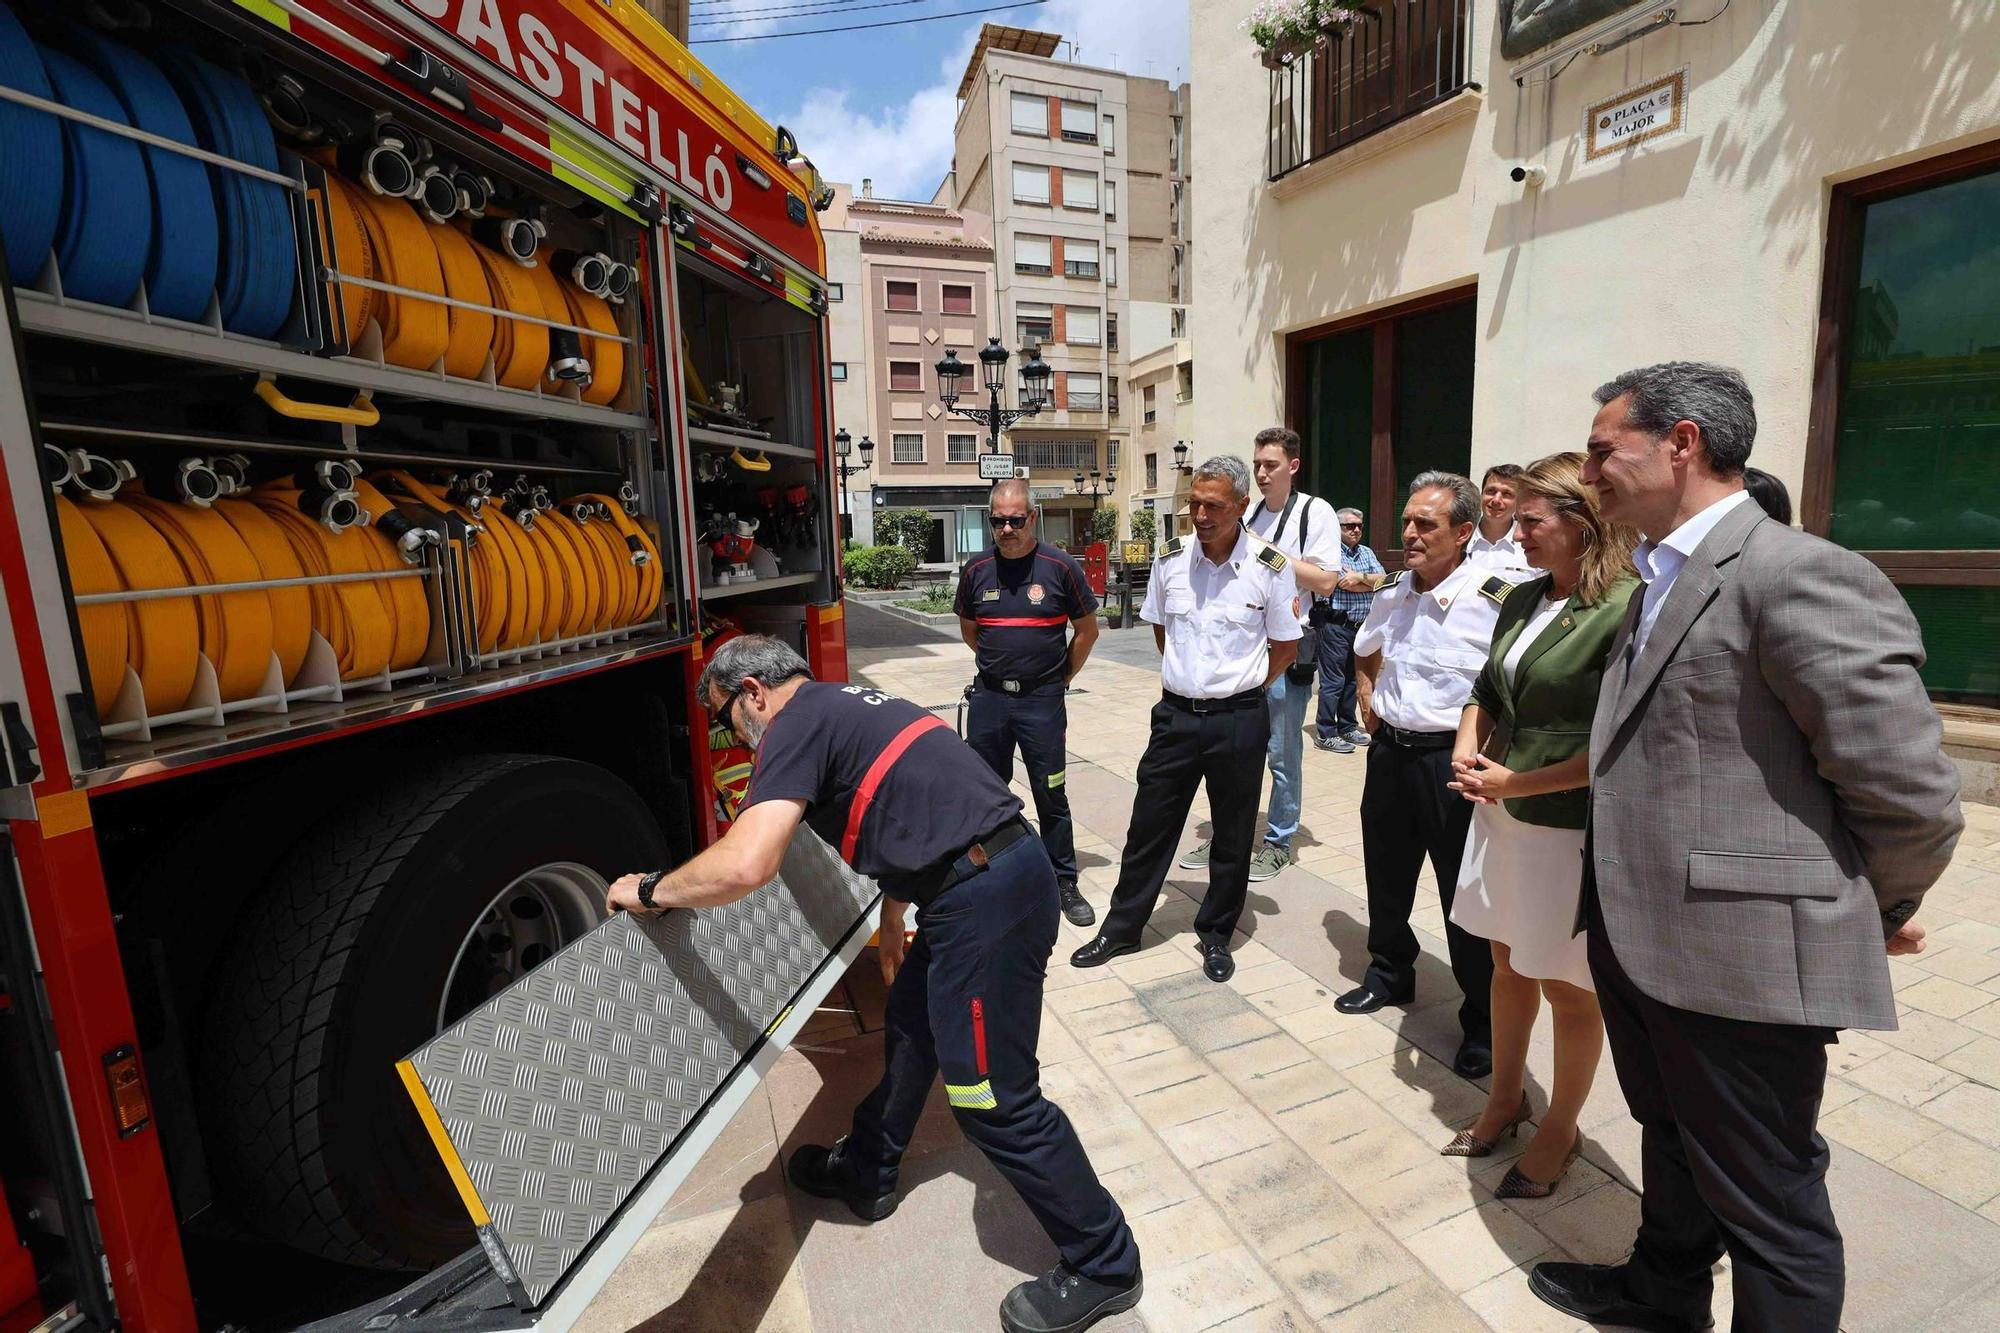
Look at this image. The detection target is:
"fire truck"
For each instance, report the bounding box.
[0,1,861,1327]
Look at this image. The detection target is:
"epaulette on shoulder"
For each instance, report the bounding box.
[1257,545,1287,572]
[1379,570,1405,590]
[1161,536,1186,558]
[1479,575,1516,605]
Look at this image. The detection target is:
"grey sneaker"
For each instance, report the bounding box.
[1341,727,1371,747]
[1313,734,1355,754]
[1248,845,1292,882]
[1177,838,1212,869]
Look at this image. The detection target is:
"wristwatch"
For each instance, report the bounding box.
[636,870,666,911]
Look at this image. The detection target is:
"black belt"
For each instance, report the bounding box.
[1378,724,1455,750]
[1162,687,1266,714]
[919,816,1032,907]
[979,668,1066,695]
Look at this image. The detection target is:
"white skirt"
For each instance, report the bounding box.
[1451,802,1594,992]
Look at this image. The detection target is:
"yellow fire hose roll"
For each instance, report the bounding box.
[316,173,378,349]
[512,517,566,645]
[75,499,200,715]
[250,488,394,681]
[576,494,663,625]
[567,510,625,633]
[348,188,450,371]
[520,256,580,392]
[377,471,503,654]
[426,222,496,381]
[466,236,548,391]
[536,509,599,639]
[558,279,624,407]
[211,499,312,685]
[126,495,276,703]
[55,495,130,714]
[473,502,539,649]
[348,479,433,670]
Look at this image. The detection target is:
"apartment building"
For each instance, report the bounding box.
[1192,0,2000,794]
[949,25,1191,548]
[817,185,873,540]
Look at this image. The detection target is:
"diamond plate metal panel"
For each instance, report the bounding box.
[401,828,877,1307]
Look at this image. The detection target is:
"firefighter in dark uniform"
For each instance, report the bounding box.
[955,479,1101,928]
[607,635,1142,1333]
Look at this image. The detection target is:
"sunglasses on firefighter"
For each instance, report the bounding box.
[989,513,1030,529]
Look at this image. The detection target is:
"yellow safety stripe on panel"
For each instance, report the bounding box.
[212,500,312,686]
[231,0,291,28]
[76,499,199,716]
[559,280,625,407]
[535,510,598,640]
[126,496,276,703]
[316,173,377,349]
[546,121,643,223]
[464,230,548,391]
[54,495,129,714]
[426,221,496,381]
[945,1080,998,1111]
[349,480,433,669]
[1045,771,1065,790]
[394,1060,492,1228]
[251,488,394,681]
[347,186,450,372]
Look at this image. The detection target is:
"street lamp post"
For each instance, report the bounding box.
[934,336,1053,454]
[1072,467,1117,510]
[833,427,874,540]
[1172,440,1191,474]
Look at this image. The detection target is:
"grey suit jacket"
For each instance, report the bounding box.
[1586,497,1963,1030]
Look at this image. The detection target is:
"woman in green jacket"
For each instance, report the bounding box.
[1440,452,1639,1199]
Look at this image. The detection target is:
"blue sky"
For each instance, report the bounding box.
[687,0,1192,201]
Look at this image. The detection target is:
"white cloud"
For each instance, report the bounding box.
[771,0,1191,202]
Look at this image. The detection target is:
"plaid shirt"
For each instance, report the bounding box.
[1330,541,1384,620]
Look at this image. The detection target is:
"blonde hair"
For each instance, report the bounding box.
[1518,452,1639,606]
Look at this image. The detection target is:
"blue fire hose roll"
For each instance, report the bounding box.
[0,6,63,286]
[40,46,151,309]
[66,27,219,322]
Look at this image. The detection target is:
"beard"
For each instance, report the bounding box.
[736,710,768,750]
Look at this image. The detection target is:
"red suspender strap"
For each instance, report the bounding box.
[842,714,949,862]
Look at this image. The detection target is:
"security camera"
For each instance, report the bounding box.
[1510,164,1547,189]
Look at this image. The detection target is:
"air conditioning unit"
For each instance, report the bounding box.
[1014,467,1030,479]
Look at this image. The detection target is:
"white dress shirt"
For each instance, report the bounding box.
[1465,526,1529,574]
[1354,557,1511,732]
[1631,490,1754,657]
[1141,531,1302,698]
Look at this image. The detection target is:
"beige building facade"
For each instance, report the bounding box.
[1192,0,2000,771]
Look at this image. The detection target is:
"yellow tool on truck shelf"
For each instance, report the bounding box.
[125,493,276,703]
[74,497,199,715]
[54,494,130,714]
[212,498,313,686]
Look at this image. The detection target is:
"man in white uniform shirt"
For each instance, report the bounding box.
[1072,456,1301,984]
[1179,427,1344,882]
[1338,471,1515,1078]
[1466,464,1531,573]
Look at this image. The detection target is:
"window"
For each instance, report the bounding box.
[947,433,978,464]
[889,360,922,392]
[1170,306,1187,338]
[1109,375,1120,413]
[1012,163,1050,205]
[1292,291,1475,554]
[1145,453,1158,490]
[1107,439,1120,468]
[1102,113,1116,155]
[830,362,848,382]
[1143,384,1157,423]
[827,282,844,302]
[1177,362,1194,402]
[1068,372,1103,411]
[1064,171,1098,212]
[1107,246,1119,287]
[891,433,924,463]
[1108,313,1119,351]
[941,283,973,316]
[886,280,918,311]
[1104,179,1117,220]
[1060,100,1097,143]
[1010,92,1046,135]
[1016,439,1098,470]
[1812,153,2000,703]
[1016,301,1053,346]
[1067,306,1101,346]
[1014,234,1052,275]
[1065,237,1099,279]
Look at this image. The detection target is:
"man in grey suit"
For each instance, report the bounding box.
[1528,363,1964,1332]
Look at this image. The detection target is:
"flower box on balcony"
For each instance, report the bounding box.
[1246,1,1366,69]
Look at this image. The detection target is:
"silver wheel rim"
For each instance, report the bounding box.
[438,861,606,1031]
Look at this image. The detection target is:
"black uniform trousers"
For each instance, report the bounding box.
[844,832,1140,1283]
[965,681,1080,884]
[1358,733,1492,1048]
[1586,894,1843,1331]
[1313,618,1360,738]
[1100,694,1269,950]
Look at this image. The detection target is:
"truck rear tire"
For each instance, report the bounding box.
[198,753,669,1271]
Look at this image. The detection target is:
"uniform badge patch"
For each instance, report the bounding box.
[1479,575,1516,605]
[1028,583,1046,604]
[981,588,1001,601]
[1162,537,1185,557]
[1256,546,1288,572]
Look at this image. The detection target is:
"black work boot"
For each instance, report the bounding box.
[1058,879,1096,927]
[1000,1263,1143,1333]
[785,1138,898,1221]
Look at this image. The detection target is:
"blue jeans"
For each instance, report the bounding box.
[1263,668,1311,848]
[1315,618,1360,739]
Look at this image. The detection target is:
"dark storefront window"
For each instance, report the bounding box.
[1290,291,1474,552]
[1811,150,2000,704]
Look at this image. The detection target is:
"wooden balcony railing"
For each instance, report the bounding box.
[1268,0,1474,181]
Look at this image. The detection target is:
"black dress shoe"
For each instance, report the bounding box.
[1333,982,1414,1014]
[1528,1261,1713,1332]
[1201,942,1234,983]
[1000,1262,1143,1333]
[1058,879,1096,927]
[786,1138,898,1221]
[1453,1040,1494,1080]
[1070,935,1138,968]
